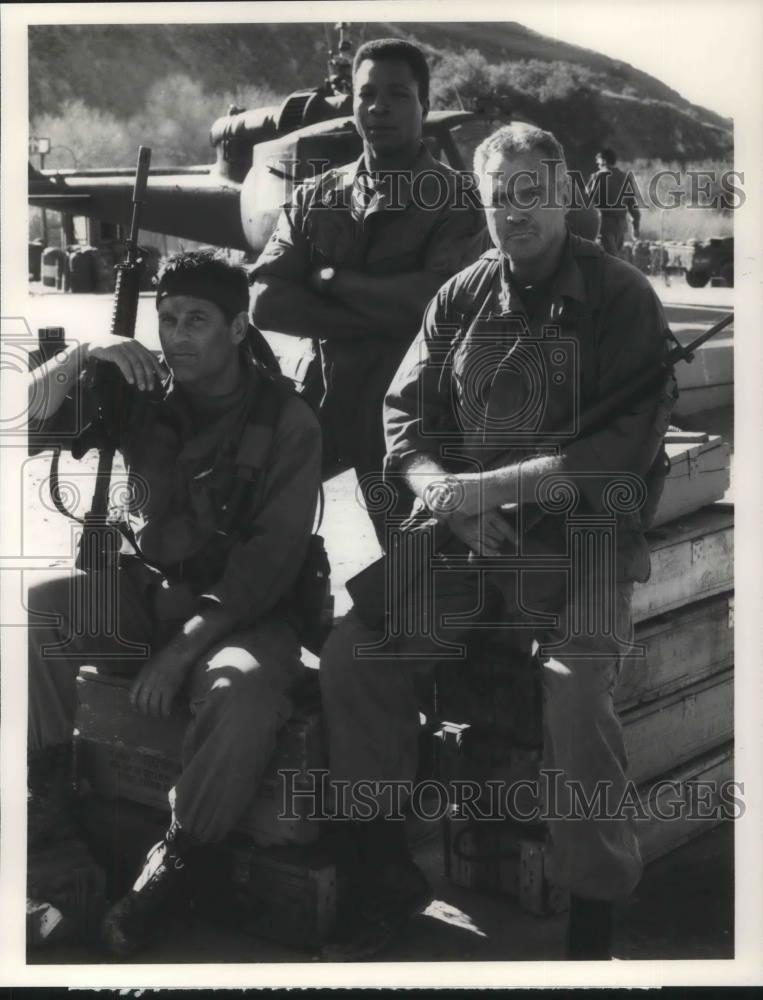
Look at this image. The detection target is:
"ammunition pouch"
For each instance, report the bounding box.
[640,446,671,531]
[639,372,680,530]
[293,531,333,655]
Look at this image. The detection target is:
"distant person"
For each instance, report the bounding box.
[250,37,486,544]
[586,147,641,257]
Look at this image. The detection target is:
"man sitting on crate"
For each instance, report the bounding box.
[26,249,321,956]
[319,123,677,961]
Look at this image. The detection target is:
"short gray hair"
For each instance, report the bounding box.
[474,122,567,176]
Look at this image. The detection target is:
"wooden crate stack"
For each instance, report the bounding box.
[438,431,734,915]
[73,665,344,949]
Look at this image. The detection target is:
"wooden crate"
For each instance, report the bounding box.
[638,742,735,864]
[444,743,735,913]
[622,668,733,785]
[75,667,326,846]
[617,592,733,709]
[224,840,345,950]
[633,504,733,622]
[77,795,343,951]
[434,721,542,794]
[651,434,730,528]
[444,814,568,917]
[435,667,733,802]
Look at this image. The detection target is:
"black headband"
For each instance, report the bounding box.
[155,271,248,317]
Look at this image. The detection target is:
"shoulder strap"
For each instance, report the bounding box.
[233,372,288,479]
[224,370,325,536]
[572,240,606,346]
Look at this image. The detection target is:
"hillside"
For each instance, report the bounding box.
[28,21,732,169]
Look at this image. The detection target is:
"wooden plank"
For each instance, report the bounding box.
[673,384,733,419]
[633,504,734,622]
[436,668,733,805]
[651,437,731,528]
[75,666,186,756]
[77,736,322,847]
[77,737,180,810]
[617,593,734,709]
[75,667,327,847]
[445,813,568,917]
[622,669,733,785]
[75,667,327,796]
[664,430,710,444]
[225,841,345,950]
[675,338,733,390]
[637,743,735,864]
[444,743,735,917]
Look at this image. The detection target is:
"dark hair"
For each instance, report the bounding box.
[352,38,430,105]
[155,248,249,321]
[155,249,279,372]
[597,147,617,166]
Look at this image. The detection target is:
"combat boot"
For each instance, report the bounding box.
[321,818,434,962]
[101,819,201,958]
[322,855,433,961]
[566,894,614,960]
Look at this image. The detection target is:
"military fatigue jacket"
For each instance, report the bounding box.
[33,360,322,625]
[251,144,486,465]
[384,233,677,581]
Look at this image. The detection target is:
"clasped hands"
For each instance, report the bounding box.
[422,472,518,558]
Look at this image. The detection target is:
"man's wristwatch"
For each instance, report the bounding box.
[422,474,463,520]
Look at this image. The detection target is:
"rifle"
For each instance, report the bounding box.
[74,146,152,571]
[347,311,734,627]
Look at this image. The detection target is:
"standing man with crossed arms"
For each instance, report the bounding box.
[250,37,485,543]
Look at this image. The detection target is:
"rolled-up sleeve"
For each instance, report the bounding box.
[562,274,676,507]
[202,396,322,623]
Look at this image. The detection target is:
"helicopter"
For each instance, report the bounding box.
[28,23,598,257]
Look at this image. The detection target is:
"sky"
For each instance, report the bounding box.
[7,0,760,121]
[479,0,757,120]
[6,0,759,119]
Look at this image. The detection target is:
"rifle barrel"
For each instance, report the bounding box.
[572,310,733,437]
[672,312,733,361]
[127,146,151,249]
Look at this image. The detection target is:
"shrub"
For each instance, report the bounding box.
[30,75,283,170]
